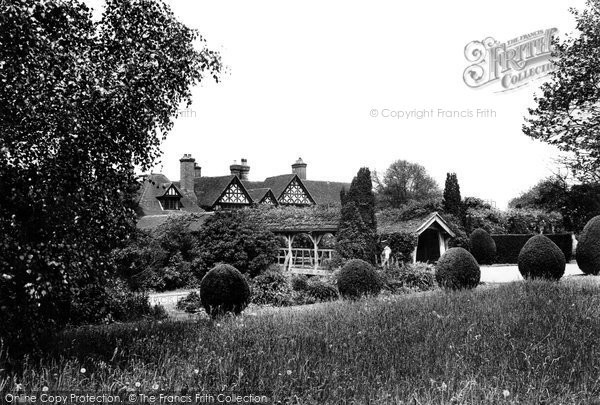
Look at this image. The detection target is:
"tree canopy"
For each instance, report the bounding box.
[523,0,600,182]
[374,160,440,208]
[0,0,221,347]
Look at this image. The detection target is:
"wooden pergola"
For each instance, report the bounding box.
[273,227,337,276]
[245,206,340,275]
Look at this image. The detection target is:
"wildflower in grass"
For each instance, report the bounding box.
[15,383,23,391]
[194,369,200,375]
[286,370,292,376]
[502,390,510,398]
[152,383,159,390]
[80,368,86,374]
[441,382,447,391]
[216,323,221,327]
[135,382,141,388]
[42,387,49,392]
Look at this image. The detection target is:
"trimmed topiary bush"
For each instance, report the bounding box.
[576,215,600,275]
[469,228,496,265]
[435,248,480,290]
[200,264,251,318]
[337,259,383,299]
[518,235,565,280]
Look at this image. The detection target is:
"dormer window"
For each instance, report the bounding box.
[158,185,182,210]
[161,198,181,210]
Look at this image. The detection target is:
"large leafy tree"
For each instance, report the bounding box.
[374,160,441,208]
[523,0,600,182]
[0,0,221,346]
[508,176,569,212]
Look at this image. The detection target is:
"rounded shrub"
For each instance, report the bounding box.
[306,277,339,302]
[290,274,309,292]
[336,259,382,299]
[469,228,496,265]
[435,247,480,290]
[518,235,565,280]
[250,265,293,307]
[200,264,251,318]
[576,215,600,275]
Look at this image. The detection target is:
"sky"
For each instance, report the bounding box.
[87,0,587,208]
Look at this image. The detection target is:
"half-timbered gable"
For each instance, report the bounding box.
[261,191,277,206]
[245,174,316,207]
[194,175,253,211]
[248,188,279,207]
[278,177,314,205]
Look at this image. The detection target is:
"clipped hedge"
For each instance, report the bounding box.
[491,234,573,264]
[470,228,496,265]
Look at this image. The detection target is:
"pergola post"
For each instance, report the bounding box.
[438,231,446,257]
[286,234,295,271]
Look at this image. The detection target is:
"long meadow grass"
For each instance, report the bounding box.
[3,278,600,403]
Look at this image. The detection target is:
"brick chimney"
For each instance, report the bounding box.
[292,157,307,180]
[230,158,250,180]
[194,163,202,178]
[179,154,196,191]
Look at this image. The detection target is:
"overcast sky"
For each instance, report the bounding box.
[88,0,587,208]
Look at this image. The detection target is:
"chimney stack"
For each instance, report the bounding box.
[194,163,202,178]
[292,157,307,180]
[179,154,196,191]
[230,158,250,180]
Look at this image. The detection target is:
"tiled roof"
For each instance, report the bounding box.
[136,174,203,216]
[194,175,240,208]
[303,180,349,206]
[246,206,341,232]
[377,211,455,237]
[136,212,213,231]
[247,188,271,202]
[243,174,297,199]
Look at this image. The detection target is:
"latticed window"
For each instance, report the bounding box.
[220,183,250,204]
[261,194,275,205]
[161,198,180,210]
[279,179,312,205]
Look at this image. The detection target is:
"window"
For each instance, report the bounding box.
[161,198,180,210]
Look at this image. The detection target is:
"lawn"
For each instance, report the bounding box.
[4,278,600,404]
